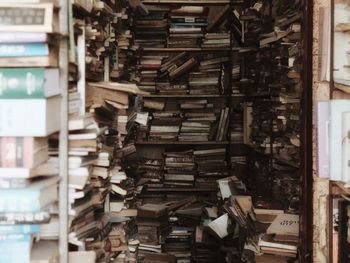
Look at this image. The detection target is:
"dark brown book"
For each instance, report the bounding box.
[137,203,168,218]
[169,57,197,80]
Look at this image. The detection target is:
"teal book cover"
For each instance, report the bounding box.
[0,43,49,57]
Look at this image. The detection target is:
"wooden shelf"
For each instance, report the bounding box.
[140,47,255,52]
[146,187,218,192]
[141,0,244,5]
[135,141,230,145]
[143,94,245,98]
[143,94,230,98]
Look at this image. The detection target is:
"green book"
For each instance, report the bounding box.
[0,68,60,99]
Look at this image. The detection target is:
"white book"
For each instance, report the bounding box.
[266,213,299,236]
[69,251,96,263]
[207,213,230,239]
[0,96,60,136]
[342,112,350,184]
[330,100,350,181]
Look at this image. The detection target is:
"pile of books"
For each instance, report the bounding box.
[202,32,231,48]
[163,225,194,262]
[137,203,171,258]
[168,6,207,48]
[83,1,119,81]
[143,103,229,143]
[192,226,222,262]
[134,11,168,48]
[164,150,196,188]
[256,213,299,258]
[148,115,181,141]
[137,56,163,93]
[0,2,61,262]
[188,70,221,95]
[244,0,301,210]
[194,147,228,188]
[230,104,244,143]
[138,158,163,188]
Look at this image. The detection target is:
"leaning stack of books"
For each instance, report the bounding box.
[0,2,61,262]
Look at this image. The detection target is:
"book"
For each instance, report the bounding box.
[329,100,350,181]
[0,176,58,212]
[0,3,56,33]
[0,234,31,263]
[266,214,299,237]
[0,137,48,168]
[0,96,60,136]
[31,240,58,263]
[0,224,39,234]
[86,83,129,107]
[0,161,56,179]
[0,211,50,225]
[69,251,96,263]
[137,203,168,218]
[342,112,350,185]
[207,213,231,239]
[0,43,49,57]
[0,32,49,43]
[0,68,60,98]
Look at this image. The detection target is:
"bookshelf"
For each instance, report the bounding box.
[135,140,230,145]
[146,187,218,192]
[143,94,230,98]
[140,47,255,52]
[140,0,244,5]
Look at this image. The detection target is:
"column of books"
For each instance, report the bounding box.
[66,0,143,261]
[0,2,61,262]
[237,0,302,261]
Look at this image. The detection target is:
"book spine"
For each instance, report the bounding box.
[0,233,31,242]
[170,17,207,23]
[0,43,49,57]
[0,178,27,188]
[0,211,50,225]
[170,23,207,27]
[0,234,31,263]
[0,137,34,167]
[0,32,47,43]
[0,68,46,98]
[0,190,39,212]
[0,224,39,234]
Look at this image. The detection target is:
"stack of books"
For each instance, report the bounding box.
[179,120,211,141]
[0,3,60,262]
[256,212,299,259]
[230,105,244,143]
[168,6,208,48]
[148,116,181,141]
[138,56,163,93]
[164,150,196,188]
[194,147,228,188]
[192,226,222,262]
[134,11,168,48]
[138,158,163,188]
[163,225,194,262]
[202,32,231,48]
[188,71,221,95]
[141,103,229,143]
[137,203,171,257]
